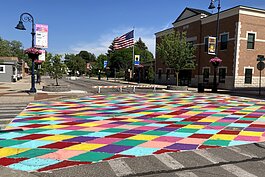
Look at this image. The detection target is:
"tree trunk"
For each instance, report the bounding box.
[176,72,179,86]
[55,77,59,86]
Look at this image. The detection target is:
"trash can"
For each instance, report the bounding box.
[198,83,204,93]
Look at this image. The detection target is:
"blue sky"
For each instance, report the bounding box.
[1,0,265,56]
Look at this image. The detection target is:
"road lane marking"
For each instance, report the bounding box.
[195,149,257,177]
[194,149,227,164]
[221,164,257,177]
[227,146,258,158]
[176,171,198,177]
[154,153,184,169]
[108,159,134,177]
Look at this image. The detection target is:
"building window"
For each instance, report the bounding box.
[203,68,209,82]
[247,33,255,49]
[220,33,228,50]
[158,69,162,79]
[245,68,253,84]
[218,68,226,83]
[0,65,5,73]
[204,37,208,52]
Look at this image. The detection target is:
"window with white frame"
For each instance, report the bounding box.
[247,33,255,49]
[0,65,5,73]
[220,33,228,50]
[218,67,226,83]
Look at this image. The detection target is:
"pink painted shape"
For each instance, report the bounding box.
[139,141,174,148]
[61,126,86,130]
[88,138,122,144]
[235,135,260,141]
[38,149,86,160]
[82,127,107,132]
[177,138,206,145]
[134,126,157,131]
[116,125,140,129]
[153,136,182,142]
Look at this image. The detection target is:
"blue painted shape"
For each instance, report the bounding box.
[120,147,159,156]
[228,123,249,127]
[228,140,250,146]
[10,140,54,148]
[196,129,220,134]
[164,132,193,137]
[87,132,114,137]
[0,132,26,139]
[9,158,60,171]
[39,129,72,135]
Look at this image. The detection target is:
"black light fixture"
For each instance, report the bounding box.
[15,13,36,93]
[208,1,216,9]
[15,21,26,30]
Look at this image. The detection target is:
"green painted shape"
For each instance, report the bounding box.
[128,122,150,126]
[63,131,93,135]
[0,140,28,147]
[100,128,127,133]
[203,139,231,146]
[143,130,168,136]
[176,128,199,133]
[9,148,56,158]
[210,122,231,126]
[114,139,147,146]
[70,151,113,162]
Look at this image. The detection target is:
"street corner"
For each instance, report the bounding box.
[0,93,265,173]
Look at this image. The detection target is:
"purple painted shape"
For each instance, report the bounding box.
[93,144,131,153]
[156,127,177,132]
[63,136,97,142]
[192,122,211,125]
[122,130,147,134]
[244,127,265,132]
[165,143,198,150]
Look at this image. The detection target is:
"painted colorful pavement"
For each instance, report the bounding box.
[1,93,265,172]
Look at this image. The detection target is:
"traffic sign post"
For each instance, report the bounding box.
[257,58,265,96]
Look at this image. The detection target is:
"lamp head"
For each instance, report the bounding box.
[208,0,216,9]
[15,21,26,30]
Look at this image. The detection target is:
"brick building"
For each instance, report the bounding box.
[155,6,265,89]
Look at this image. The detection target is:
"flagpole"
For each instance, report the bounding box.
[132,27,135,81]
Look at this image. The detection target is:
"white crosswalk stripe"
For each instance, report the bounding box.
[194,149,257,177]
[154,153,184,169]
[227,146,258,158]
[0,103,28,129]
[108,159,135,177]
[176,171,198,177]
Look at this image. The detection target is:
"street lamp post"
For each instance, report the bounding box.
[208,0,221,93]
[15,13,36,93]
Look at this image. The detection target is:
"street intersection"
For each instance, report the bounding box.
[1,93,265,173]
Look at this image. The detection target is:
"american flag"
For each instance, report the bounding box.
[113,30,134,50]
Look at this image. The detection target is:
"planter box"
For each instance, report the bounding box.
[42,85,70,92]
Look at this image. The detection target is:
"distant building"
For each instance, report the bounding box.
[0,57,22,82]
[155,6,265,89]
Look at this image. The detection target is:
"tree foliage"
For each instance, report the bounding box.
[156,31,195,85]
[78,51,96,63]
[64,54,86,76]
[46,54,66,86]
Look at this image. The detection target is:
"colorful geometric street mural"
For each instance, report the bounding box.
[1,93,265,172]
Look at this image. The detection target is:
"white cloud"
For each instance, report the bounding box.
[68,27,157,57]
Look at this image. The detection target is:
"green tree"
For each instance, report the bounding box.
[134,38,154,63]
[78,51,96,63]
[64,54,86,76]
[49,54,66,86]
[157,31,195,86]
[147,66,155,83]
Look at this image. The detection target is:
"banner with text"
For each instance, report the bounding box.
[35,24,48,48]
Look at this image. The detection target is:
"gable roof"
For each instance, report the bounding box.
[173,7,211,24]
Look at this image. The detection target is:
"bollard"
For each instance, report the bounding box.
[133,86,136,93]
[98,87,101,93]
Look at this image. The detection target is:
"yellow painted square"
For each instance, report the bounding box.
[239,131,263,137]
[0,148,29,158]
[210,134,237,140]
[65,143,105,151]
[198,118,216,122]
[41,125,67,129]
[121,118,140,122]
[41,117,63,121]
[128,134,158,141]
[157,115,173,118]
[78,122,100,127]
[40,135,74,141]
[184,125,205,129]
